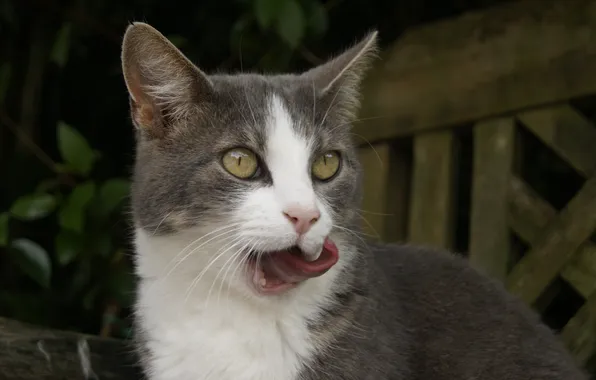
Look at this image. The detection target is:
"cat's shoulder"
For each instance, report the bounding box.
[367,241,475,275]
[365,241,511,299]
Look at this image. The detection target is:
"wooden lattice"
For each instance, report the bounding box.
[354,0,596,369]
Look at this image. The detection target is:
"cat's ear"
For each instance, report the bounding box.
[302,31,379,121]
[121,22,213,138]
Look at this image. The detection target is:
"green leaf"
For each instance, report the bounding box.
[0,62,12,105]
[305,1,328,37]
[10,193,57,221]
[10,238,52,288]
[57,121,97,176]
[254,0,283,28]
[0,212,9,247]
[93,233,112,257]
[98,179,131,217]
[55,229,84,266]
[230,16,261,62]
[58,181,96,233]
[35,179,60,193]
[276,0,305,49]
[51,23,72,68]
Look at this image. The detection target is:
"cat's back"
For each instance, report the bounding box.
[366,242,588,380]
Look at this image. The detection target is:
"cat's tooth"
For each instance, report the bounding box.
[260,278,267,287]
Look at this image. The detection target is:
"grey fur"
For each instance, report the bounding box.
[122,23,588,379]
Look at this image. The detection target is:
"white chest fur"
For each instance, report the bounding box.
[134,228,347,380]
[138,287,312,380]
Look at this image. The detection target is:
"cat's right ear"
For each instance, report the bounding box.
[121,22,213,138]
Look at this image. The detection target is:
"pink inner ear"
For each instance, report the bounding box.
[135,104,155,129]
[125,68,147,104]
[126,68,159,130]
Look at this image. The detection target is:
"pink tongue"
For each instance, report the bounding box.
[261,238,339,283]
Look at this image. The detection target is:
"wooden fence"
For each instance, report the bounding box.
[355,0,596,369]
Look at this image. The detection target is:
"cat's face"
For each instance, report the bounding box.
[122,23,377,299]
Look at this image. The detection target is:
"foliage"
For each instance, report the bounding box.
[1,121,132,336]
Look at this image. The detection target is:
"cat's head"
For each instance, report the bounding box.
[122,23,377,300]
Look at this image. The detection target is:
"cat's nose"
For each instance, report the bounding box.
[283,205,320,235]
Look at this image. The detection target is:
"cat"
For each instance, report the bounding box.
[121,22,589,380]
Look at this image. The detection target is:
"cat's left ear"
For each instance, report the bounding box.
[302,31,379,121]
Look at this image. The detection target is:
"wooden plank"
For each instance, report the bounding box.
[561,290,596,365]
[507,177,596,299]
[355,0,596,144]
[518,105,596,177]
[358,143,391,240]
[506,175,596,304]
[382,140,410,242]
[469,117,515,280]
[408,130,456,248]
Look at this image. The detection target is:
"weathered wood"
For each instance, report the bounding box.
[408,131,456,248]
[0,317,142,380]
[381,140,410,242]
[518,104,596,177]
[355,0,596,144]
[506,175,596,304]
[469,117,515,280]
[561,290,596,365]
[359,143,391,240]
[507,177,596,299]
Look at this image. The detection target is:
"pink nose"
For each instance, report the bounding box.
[283,205,321,235]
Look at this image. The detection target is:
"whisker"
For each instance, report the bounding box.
[244,87,257,127]
[333,224,373,246]
[227,93,251,127]
[349,132,383,169]
[151,211,173,236]
[206,238,253,308]
[225,238,259,310]
[161,224,242,281]
[354,213,381,239]
[164,223,241,271]
[327,115,389,134]
[319,87,341,129]
[356,208,394,216]
[216,239,252,307]
[184,235,245,303]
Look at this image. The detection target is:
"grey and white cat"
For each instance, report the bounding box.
[121,22,588,380]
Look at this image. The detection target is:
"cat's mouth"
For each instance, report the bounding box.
[247,238,339,295]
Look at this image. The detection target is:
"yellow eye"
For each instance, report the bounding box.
[312,151,340,180]
[222,148,259,179]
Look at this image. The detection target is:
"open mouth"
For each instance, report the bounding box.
[248,238,339,295]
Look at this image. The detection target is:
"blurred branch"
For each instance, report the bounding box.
[0,108,76,186]
[19,16,50,150]
[0,109,57,173]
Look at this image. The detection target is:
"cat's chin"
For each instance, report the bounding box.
[247,238,339,296]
